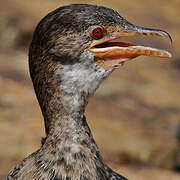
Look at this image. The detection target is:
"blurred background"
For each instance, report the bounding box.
[0,0,180,179]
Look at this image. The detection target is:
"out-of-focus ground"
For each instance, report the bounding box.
[0,0,180,179]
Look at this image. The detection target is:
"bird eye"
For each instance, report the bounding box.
[91,26,104,40]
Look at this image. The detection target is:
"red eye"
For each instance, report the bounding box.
[91,26,104,39]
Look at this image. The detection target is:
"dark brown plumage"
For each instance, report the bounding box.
[7,4,171,180]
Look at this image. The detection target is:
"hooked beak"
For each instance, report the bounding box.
[89,23,172,69]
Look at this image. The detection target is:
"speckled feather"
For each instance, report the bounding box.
[7,4,128,180]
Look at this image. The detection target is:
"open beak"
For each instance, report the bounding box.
[89,23,172,69]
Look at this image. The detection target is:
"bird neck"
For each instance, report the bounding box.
[40,84,99,154]
[30,54,111,148]
[40,84,89,137]
[31,62,96,142]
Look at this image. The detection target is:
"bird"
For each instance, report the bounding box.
[7,4,172,180]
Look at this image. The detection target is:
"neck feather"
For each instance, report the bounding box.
[30,54,111,142]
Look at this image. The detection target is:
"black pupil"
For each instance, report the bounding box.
[94,28,101,36]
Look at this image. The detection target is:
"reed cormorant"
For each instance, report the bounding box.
[7,4,171,180]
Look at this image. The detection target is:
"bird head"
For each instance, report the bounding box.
[29,4,172,110]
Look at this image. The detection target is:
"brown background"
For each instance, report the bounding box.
[0,0,180,179]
